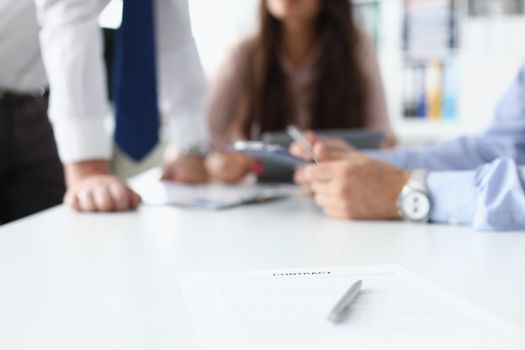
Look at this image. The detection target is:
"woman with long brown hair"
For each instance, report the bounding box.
[206,0,394,182]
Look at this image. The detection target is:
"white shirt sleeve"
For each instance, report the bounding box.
[34,0,208,164]
[156,0,209,152]
[34,0,113,163]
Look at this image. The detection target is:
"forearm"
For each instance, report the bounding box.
[366,136,495,171]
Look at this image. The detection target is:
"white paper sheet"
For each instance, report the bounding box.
[129,168,299,209]
[179,265,525,350]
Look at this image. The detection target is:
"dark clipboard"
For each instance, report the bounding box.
[233,141,309,168]
[232,141,310,183]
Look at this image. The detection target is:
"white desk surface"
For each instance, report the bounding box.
[0,197,524,349]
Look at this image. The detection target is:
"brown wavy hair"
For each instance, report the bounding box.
[239,0,368,138]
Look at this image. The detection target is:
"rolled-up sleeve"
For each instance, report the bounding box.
[34,0,112,163]
[428,158,525,231]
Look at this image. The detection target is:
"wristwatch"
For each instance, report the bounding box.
[397,170,431,223]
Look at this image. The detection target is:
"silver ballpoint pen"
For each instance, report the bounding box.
[327,280,362,324]
[286,125,320,164]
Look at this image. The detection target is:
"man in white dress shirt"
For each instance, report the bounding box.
[34,0,210,212]
[0,0,65,223]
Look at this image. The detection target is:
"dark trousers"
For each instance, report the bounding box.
[0,92,65,224]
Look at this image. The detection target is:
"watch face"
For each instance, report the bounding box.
[401,190,431,222]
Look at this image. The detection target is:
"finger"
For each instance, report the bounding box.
[108,183,132,212]
[64,190,80,211]
[313,192,348,212]
[302,163,338,182]
[289,142,312,160]
[313,142,331,162]
[325,138,354,152]
[314,142,348,161]
[338,140,356,152]
[130,189,142,209]
[324,207,353,220]
[92,185,115,212]
[313,192,333,208]
[294,166,311,185]
[183,171,209,184]
[221,169,249,184]
[77,189,96,212]
[303,130,317,145]
[300,183,314,195]
[166,158,209,184]
[194,167,210,183]
[161,166,176,181]
[310,181,338,197]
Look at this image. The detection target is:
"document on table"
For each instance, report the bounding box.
[129,168,300,209]
[178,265,525,350]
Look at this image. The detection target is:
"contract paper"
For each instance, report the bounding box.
[129,168,299,209]
[178,265,525,350]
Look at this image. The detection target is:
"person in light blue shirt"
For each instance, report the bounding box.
[292,65,525,231]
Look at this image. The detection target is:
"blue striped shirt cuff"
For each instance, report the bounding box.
[427,171,478,226]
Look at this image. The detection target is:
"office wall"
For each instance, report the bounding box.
[458,16,525,135]
[189,0,259,76]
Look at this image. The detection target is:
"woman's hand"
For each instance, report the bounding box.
[205,151,255,183]
[162,153,209,184]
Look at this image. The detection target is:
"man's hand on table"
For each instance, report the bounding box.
[64,152,211,212]
[290,134,410,220]
[64,160,141,212]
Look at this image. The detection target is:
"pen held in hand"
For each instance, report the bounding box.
[286,125,320,164]
[327,279,362,324]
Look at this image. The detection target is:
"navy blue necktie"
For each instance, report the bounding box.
[113,0,160,161]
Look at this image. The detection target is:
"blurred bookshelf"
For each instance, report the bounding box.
[355,0,525,144]
[402,0,459,123]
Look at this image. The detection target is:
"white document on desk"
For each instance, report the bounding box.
[129,168,299,209]
[179,265,525,350]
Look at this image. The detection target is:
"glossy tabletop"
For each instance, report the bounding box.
[0,196,524,349]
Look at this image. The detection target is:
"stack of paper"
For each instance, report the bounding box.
[130,168,299,210]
